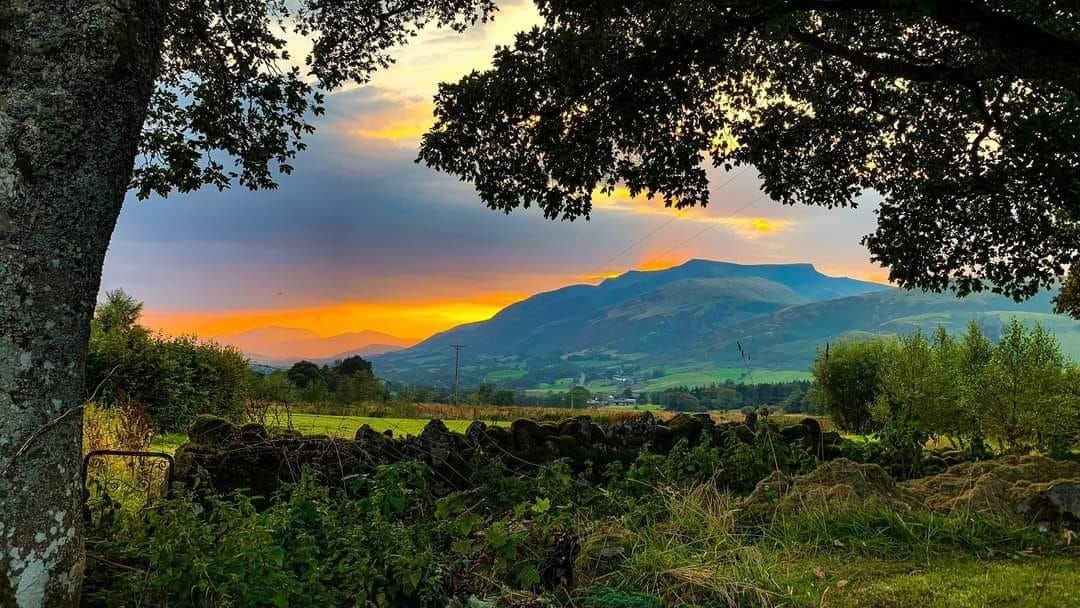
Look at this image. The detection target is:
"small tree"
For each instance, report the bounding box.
[87,293,251,432]
[1055,366,1080,457]
[973,320,1065,452]
[287,361,324,390]
[955,320,995,451]
[809,337,893,433]
[568,386,591,408]
[872,330,958,475]
[94,289,144,335]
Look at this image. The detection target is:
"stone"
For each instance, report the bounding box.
[188,415,238,445]
[667,413,704,445]
[239,423,269,443]
[1039,482,1080,522]
[465,420,487,443]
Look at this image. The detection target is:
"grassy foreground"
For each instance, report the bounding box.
[83,407,1077,607]
[773,554,1080,607]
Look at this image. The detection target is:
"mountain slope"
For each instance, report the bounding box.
[406,260,885,355]
[373,260,888,380]
[373,260,1080,388]
[708,288,1079,369]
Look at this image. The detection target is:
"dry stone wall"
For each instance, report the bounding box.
[174,412,843,499]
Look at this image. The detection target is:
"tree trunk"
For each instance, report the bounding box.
[0,2,163,606]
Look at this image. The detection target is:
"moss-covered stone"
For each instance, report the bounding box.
[512,419,557,450]
[667,413,704,445]
[239,423,269,443]
[188,415,238,445]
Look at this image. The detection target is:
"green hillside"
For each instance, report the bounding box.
[373,260,1080,389]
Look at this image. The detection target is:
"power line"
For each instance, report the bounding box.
[639,190,769,270]
[583,166,752,279]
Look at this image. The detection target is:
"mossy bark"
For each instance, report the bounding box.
[0,2,163,606]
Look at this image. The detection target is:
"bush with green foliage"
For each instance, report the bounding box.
[809,338,893,432]
[84,462,449,607]
[265,356,388,406]
[812,319,1080,458]
[86,290,251,432]
[972,320,1074,454]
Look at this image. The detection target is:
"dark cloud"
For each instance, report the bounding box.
[103,80,882,324]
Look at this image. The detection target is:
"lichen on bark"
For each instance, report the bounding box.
[0,1,165,606]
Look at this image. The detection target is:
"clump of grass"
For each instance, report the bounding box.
[580,484,780,607]
[766,505,1051,561]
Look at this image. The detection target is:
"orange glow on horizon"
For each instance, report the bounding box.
[140,292,527,341]
[639,257,685,272]
[578,271,622,282]
[815,264,893,286]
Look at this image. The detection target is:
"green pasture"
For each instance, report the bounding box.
[278,412,509,438]
[146,414,511,454]
[527,365,812,393]
[484,368,527,382]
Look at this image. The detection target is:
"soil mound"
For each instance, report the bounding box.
[741,458,920,520]
[901,455,1080,522]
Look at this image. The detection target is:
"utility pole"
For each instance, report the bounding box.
[450,344,465,405]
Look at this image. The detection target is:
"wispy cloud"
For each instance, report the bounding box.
[592,186,793,238]
[343,94,435,144]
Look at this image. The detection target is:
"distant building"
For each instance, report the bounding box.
[586,394,638,407]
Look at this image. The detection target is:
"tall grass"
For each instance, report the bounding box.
[766,505,1050,561]
[579,485,780,607]
[283,401,663,425]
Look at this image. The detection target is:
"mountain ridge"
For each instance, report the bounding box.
[372,259,1080,388]
[216,326,419,364]
[408,260,887,354]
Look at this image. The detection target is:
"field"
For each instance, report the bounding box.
[527,365,812,395]
[279,412,510,437]
[638,367,812,391]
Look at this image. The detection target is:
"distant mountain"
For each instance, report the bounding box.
[217,326,418,365]
[373,260,890,381]
[410,260,884,354]
[373,260,1080,387]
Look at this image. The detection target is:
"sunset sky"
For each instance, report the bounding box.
[101,0,887,342]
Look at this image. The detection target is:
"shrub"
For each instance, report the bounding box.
[809,337,894,433]
[84,463,450,608]
[813,320,1080,457]
[86,290,251,432]
[972,320,1070,453]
